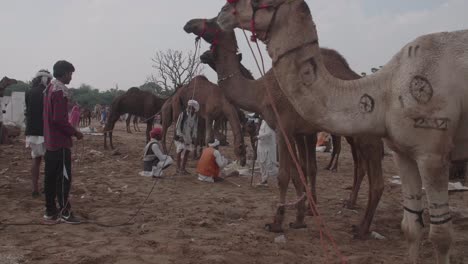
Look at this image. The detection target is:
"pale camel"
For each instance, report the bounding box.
[184,17,383,236]
[103,87,165,149]
[217,0,468,262]
[162,76,247,166]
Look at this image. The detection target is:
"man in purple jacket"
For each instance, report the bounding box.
[43,60,83,224]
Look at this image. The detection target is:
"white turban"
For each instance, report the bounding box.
[36,69,53,87]
[209,139,220,148]
[187,99,200,112]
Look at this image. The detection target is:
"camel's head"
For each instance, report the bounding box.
[184,17,220,44]
[235,143,247,167]
[200,50,217,70]
[185,16,238,59]
[218,0,286,35]
[0,77,17,97]
[200,50,243,66]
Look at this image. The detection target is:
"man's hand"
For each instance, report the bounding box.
[75,131,84,140]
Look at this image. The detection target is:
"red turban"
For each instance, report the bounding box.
[150,126,162,139]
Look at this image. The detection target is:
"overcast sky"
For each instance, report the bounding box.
[1,0,467,90]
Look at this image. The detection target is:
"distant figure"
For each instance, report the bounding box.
[100,106,108,126]
[69,104,80,128]
[140,126,173,178]
[256,120,278,186]
[25,69,52,197]
[197,139,228,183]
[43,60,83,224]
[175,100,199,174]
[316,132,331,152]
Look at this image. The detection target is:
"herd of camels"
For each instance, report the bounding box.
[0,0,467,262]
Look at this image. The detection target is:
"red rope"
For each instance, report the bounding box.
[228,1,347,263]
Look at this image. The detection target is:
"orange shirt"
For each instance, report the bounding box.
[196,147,220,177]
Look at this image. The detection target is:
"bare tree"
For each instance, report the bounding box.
[151,49,203,93]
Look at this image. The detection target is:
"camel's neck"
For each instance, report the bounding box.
[265,1,388,136]
[214,42,263,114]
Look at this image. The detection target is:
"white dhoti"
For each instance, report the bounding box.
[256,121,278,183]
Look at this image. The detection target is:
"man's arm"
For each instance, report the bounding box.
[213,150,228,169]
[51,91,78,138]
[175,112,184,137]
[151,143,168,161]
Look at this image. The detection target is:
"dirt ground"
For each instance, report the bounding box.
[0,121,467,264]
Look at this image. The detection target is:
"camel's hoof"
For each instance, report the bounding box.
[265,223,283,233]
[343,200,356,210]
[324,166,331,171]
[289,222,307,229]
[331,168,338,173]
[352,225,370,240]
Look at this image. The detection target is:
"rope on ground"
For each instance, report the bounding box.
[0,140,176,230]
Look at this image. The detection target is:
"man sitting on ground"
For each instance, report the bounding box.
[197,139,228,183]
[140,126,173,178]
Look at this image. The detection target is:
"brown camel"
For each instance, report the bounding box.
[125,115,141,133]
[0,77,18,145]
[80,108,92,127]
[184,18,384,237]
[103,87,165,149]
[163,76,247,166]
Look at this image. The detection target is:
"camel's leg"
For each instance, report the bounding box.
[353,137,384,239]
[330,135,341,171]
[345,138,366,209]
[145,119,153,143]
[296,134,318,217]
[265,136,291,233]
[205,118,214,145]
[417,154,452,264]
[126,115,132,133]
[289,164,307,229]
[395,152,424,263]
[305,134,318,204]
[109,132,114,150]
[325,135,341,171]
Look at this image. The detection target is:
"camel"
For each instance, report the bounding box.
[184,17,383,237]
[80,108,92,127]
[104,87,165,149]
[161,76,247,166]
[125,115,141,133]
[217,1,468,262]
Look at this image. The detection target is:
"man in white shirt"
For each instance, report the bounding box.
[256,120,279,186]
[175,100,199,174]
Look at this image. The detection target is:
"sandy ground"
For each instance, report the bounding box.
[0,121,467,264]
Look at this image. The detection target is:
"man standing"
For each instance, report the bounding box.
[256,120,278,186]
[43,60,83,224]
[197,139,228,183]
[25,69,52,197]
[175,100,199,174]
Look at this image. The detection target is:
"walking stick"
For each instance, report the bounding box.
[250,140,258,187]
